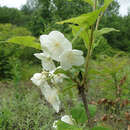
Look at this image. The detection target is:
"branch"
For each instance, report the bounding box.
[95,11,104,30]
[78,85,92,128]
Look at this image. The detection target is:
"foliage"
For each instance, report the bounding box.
[71,103,97,123]
[56,120,82,130]
[0,7,30,26]
[0,24,40,80]
[92,126,110,130]
[0,82,55,129]
[0,55,129,129]
[0,23,31,41]
[0,0,130,130]
[0,0,129,53]
[57,0,116,51]
[8,36,41,50]
[100,14,130,52]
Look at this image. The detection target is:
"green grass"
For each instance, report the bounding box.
[0,56,129,129]
[0,81,56,130]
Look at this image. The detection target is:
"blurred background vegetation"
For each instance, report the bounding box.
[0,0,129,129]
[0,0,130,80]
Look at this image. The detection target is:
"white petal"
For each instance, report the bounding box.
[60,57,72,70]
[70,50,84,66]
[72,49,83,55]
[49,31,72,50]
[49,31,65,42]
[41,31,72,61]
[40,83,60,113]
[52,74,67,84]
[61,115,74,125]
[34,53,56,71]
[40,35,49,47]
[34,53,49,60]
[41,60,56,71]
[31,73,46,86]
[59,50,84,70]
[40,35,51,54]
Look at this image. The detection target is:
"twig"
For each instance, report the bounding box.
[77,1,98,129]
[95,11,104,30]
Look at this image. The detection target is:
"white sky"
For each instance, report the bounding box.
[0,0,27,9]
[118,0,130,16]
[0,0,130,16]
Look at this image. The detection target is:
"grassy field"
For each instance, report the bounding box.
[0,55,129,130]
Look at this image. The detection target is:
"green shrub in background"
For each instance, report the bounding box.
[0,7,30,26]
[0,24,31,41]
[0,24,40,80]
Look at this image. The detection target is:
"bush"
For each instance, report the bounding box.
[0,24,40,80]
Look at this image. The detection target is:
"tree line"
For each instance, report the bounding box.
[0,0,130,52]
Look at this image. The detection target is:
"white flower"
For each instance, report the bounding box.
[40,35,51,54]
[31,73,46,86]
[59,49,84,70]
[34,53,56,71]
[52,115,74,129]
[51,73,68,84]
[53,120,58,129]
[61,115,74,125]
[40,31,72,61]
[49,66,68,84]
[52,74,66,84]
[40,82,60,113]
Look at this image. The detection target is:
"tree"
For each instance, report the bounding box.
[0,7,31,26]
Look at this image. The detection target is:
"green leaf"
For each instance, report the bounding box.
[93,36,102,49]
[71,25,91,48]
[100,0,113,13]
[57,120,82,130]
[57,0,114,50]
[83,0,94,7]
[71,103,97,124]
[54,67,69,75]
[71,103,87,124]
[95,28,119,36]
[57,9,100,28]
[7,36,41,50]
[93,28,119,49]
[57,0,113,27]
[92,126,110,130]
[71,26,85,43]
[88,104,97,117]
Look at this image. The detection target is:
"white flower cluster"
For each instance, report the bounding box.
[40,31,84,70]
[31,71,61,113]
[31,31,84,113]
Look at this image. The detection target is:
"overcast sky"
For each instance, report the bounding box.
[0,0,27,9]
[118,0,130,16]
[0,0,130,16]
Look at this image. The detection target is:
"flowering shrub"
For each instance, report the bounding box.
[31,31,84,113]
[29,0,121,129]
[0,1,129,129]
